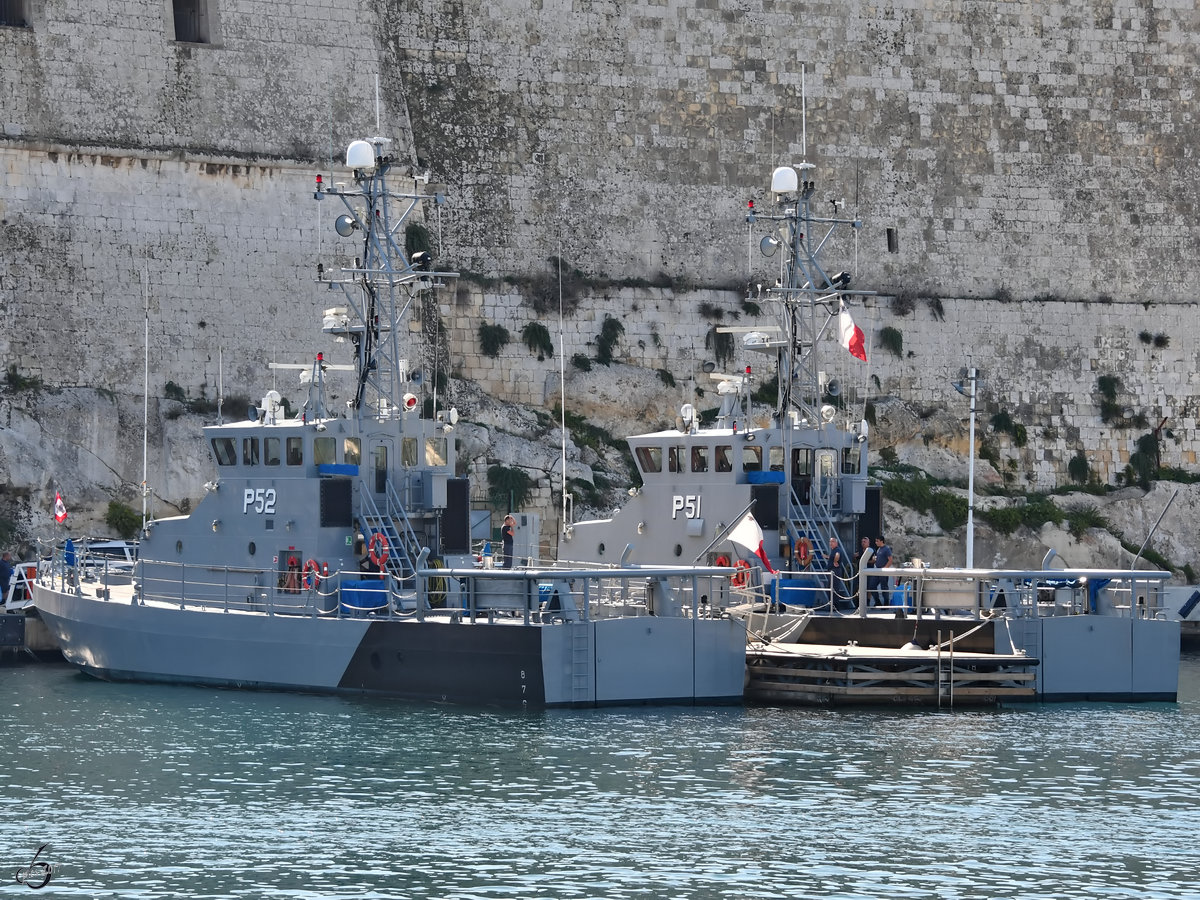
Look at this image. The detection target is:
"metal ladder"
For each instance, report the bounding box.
[569,623,594,705]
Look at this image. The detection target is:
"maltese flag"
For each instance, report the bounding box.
[728,512,777,574]
[54,491,68,524]
[838,303,867,362]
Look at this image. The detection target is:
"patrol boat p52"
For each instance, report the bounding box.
[32,135,747,708]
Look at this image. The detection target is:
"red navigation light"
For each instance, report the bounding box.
[748,200,754,209]
[317,352,324,362]
[745,366,751,375]
[316,174,322,184]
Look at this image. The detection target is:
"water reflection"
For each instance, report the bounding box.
[0,656,1197,898]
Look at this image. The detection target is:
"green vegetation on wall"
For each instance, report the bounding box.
[478,322,510,358]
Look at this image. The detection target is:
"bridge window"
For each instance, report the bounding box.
[690,446,708,473]
[314,437,336,465]
[716,445,732,472]
[668,446,685,473]
[211,437,236,466]
[343,437,361,465]
[742,445,763,472]
[264,437,281,466]
[286,437,303,466]
[769,446,784,471]
[635,446,662,474]
[401,438,418,467]
[425,437,447,467]
[842,446,861,474]
[242,437,259,466]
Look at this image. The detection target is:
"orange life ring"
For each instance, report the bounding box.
[714,555,731,568]
[303,558,322,589]
[731,559,751,588]
[368,532,390,567]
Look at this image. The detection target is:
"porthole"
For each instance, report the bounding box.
[248,542,256,556]
[674,544,683,557]
[176,540,183,554]
[598,542,605,556]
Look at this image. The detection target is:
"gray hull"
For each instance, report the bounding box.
[33,584,747,708]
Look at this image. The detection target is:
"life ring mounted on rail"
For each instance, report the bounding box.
[730,559,751,588]
[368,532,390,567]
[714,555,731,568]
[303,559,322,590]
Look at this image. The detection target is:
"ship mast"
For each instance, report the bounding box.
[314,137,457,421]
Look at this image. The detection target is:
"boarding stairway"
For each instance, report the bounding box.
[357,482,425,589]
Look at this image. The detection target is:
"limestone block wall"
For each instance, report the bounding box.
[445,284,1200,490]
[3,0,1200,534]
[389,0,1200,300]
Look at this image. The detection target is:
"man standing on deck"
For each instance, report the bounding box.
[873,536,894,607]
[501,515,516,569]
[827,537,851,602]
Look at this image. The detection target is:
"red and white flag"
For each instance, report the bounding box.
[838,303,867,362]
[728,512,777,574]
[54,491,68,524]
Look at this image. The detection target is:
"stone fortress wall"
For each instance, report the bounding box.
[1,0,1197,523]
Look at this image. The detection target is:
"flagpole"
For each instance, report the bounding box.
[966,367,977,568]
[142,271,150,535]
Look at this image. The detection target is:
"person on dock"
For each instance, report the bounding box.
[501,515,516,569]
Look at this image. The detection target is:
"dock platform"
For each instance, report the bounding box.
[746,641,1038,706]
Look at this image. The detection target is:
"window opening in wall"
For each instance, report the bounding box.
[173,0,211,43]
[0,1,28,27]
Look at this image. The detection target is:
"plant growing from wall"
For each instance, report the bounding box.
[405,222,432,259]
[1066,505,1108,538]
[1127,432,1160,489]
[1067,452,1090,484]
[571,353,592,372]
[6,365,42,391]
[990,410,1028,447]
[521,322,554,360]
[706,326,734,367]
[1096,374,1122,423]
[478,322,510,358]
[487,464,532,511]
[880,326,903,358]
[595,315,624,365]
[656,369,675,387]
[698,301,725,321]
[105,501,141,539]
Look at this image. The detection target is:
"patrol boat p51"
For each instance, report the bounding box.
[32,135,747,708]
[561,158,1180,705]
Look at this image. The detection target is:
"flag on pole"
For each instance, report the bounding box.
[54,491,68,524]
[838,303,867,362]
[728,512,778,574]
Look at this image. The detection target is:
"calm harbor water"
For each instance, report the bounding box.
[2,653,1199,899]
